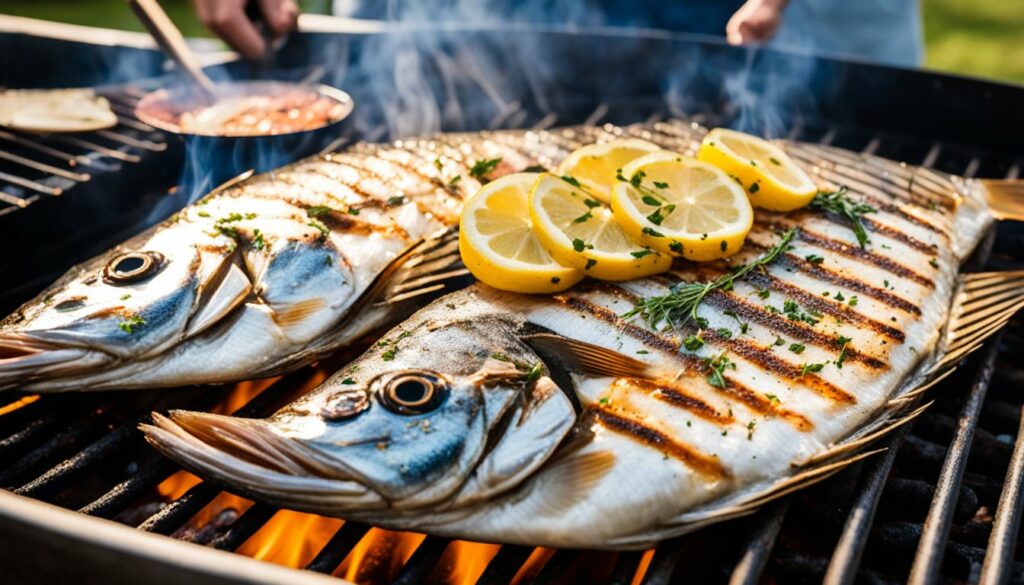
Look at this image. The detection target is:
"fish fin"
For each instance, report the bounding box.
[529,450,616,515]
[523,334,653,379]
[980,179,1024,222]
[794,401,930,467]
[372,229,466,306]
[935,270,1024,370]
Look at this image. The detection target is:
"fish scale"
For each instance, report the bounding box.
[142,120,1024,550]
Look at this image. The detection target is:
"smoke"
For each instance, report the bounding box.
[166,0,827,210]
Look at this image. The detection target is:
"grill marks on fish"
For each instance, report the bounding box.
[742,240,923,316]
[591,408,730,480]
[551,293,816,431]
[613,378,734,425]
[698,328,857,404]
[699,290,887,369]
[757,220,934,287]
[742,271,904,341]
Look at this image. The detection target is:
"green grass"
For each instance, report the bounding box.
[923,0,1024,85]
[3,0,1022,85]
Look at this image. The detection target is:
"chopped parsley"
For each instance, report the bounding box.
[805,254,825,265]
[572,238,592,252]
[448,175,463,187]
[585,258,598,270]
[572,211,593,224]
[469,157,502,179]
[683,334,705,351]
[930,257,940,269]
[749,182,760,194]
[769,157,781,166]
[307,219,330,239]
[723,309,749,334]
[800,362,826,377]
[631,249,653,259]
[782,298,821,325]
[848,295,859,307]
[756,288,771,299]
[119,314,145,334]
[120,294,131,301]
[306,206,334,217]
[704,352,735,388]
[653,181,669,189]
[669,241,684,254]
[387,196,406,206]
[642,227,664,238]
[835,335,853,368]
[809,186,876,248]
[789,342,806,354]
[623,229,796,330]
[341,378,356,385]
[252,228,265,250]
[716,327,733,339]
[550,277,561,284]
[773,336,785,347]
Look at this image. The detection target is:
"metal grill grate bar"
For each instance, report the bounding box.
[977,406,1024,585]
[209,502,278,551]
[908,336,1003,584]
[391,537,451,584]
[305,521,371,574]
[729,500,790,585]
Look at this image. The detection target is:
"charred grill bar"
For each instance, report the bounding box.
[3,16,1024,585]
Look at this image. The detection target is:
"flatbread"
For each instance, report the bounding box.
[0,89,118,133]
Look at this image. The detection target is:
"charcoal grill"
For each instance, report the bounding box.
[2,14,1024,585]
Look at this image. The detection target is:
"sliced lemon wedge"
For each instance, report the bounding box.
[556,139,661,203]
[611,152,754,261]
[459,173,583,293]
[697,128,817,211]
[528,173,671,281]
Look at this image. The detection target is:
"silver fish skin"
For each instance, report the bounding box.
[0,122,650,393]
[143,134,997,549]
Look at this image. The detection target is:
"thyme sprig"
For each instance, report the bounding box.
[809,186,876,248]
[623,228,797,330]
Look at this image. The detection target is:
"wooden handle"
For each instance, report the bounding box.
[127,0,217,96]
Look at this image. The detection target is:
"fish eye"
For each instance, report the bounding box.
[378,371,447,415]
[104,252,165,285]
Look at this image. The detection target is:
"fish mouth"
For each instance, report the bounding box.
[141,411,383,511]
[0,332,110,390]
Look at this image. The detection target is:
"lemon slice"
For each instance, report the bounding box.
[697,128,817,211]
[611,152,754,261]
[460,173,583,293]
[556,139,661,203]
[528,173,671,281]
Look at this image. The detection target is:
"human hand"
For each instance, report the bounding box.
[726,0,787,45]
[194,0,299,60]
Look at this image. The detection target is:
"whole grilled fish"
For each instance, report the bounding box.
[143,129,1024,548]
[1,120,682,392]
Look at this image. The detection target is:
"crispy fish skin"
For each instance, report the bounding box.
[143,123,997,549]
[0,124,634,392]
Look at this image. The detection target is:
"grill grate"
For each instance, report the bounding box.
[2,106,1023,585]
[0,86,167,215]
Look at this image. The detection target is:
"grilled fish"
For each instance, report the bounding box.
[143,124,1024,548]
[0,123,619,392]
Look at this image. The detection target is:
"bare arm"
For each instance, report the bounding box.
[726,0,790,45]
[193,0,299,60]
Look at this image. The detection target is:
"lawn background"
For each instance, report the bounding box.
[3,0,1023,85]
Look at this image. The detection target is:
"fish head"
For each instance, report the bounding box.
[143,312,578,512]
[0,223,253,388]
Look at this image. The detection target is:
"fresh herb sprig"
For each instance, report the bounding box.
[623,228,797,330]
[809,186,876,248]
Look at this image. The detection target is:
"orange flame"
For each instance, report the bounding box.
[434,541,501,585]
[0,394,39,416]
